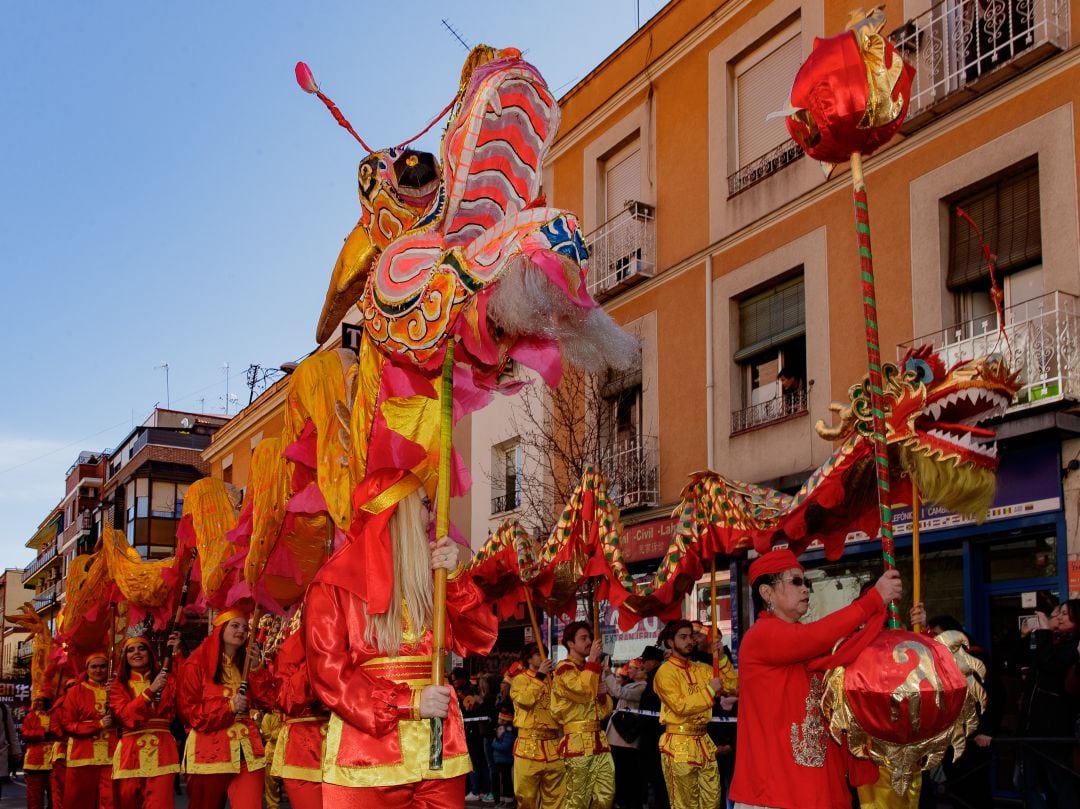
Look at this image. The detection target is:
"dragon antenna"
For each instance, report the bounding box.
[294,62,375,154]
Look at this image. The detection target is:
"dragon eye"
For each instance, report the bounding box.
[905,357,934,385]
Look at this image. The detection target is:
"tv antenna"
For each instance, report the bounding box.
[222,362,232,414]
[155,361,170,408]
[441,18,470,52]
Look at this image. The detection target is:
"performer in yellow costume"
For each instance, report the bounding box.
[551,621,614,809]
[510,643,565,809]
[653,620,737,809]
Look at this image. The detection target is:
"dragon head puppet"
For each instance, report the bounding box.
[308,44,638,388]
[816,346,1017,515]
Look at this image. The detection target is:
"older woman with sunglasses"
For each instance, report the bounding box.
[730,549,902,809]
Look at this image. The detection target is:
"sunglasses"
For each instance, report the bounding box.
[779,575,811,589]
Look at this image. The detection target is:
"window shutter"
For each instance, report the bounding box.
[734,275,805,361]
[948,165,1041,290]
[604,142,641,222]
[736,32,802,167]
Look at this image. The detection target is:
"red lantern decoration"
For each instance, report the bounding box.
[823,630,986,796]
[785,10,915,169]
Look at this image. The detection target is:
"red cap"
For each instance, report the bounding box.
[748,549,803,583]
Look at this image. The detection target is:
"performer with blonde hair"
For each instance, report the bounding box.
[60,652,118,809]
[109,632,181,809]
[177,609,273,809]
[305,471,498,808]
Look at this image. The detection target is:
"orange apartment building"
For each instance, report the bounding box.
[456,0,1080,779]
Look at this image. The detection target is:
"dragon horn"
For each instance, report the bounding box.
[294,61,374,154]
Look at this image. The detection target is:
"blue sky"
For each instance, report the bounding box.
[0,1,669,566]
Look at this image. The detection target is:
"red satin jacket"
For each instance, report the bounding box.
[269,631,327,783]
[60,679,118,767]
[305,573,497,788]
[21,710,53,771]
[177,640,275,775]
[108,672,180,778]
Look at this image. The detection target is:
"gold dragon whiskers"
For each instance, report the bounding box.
[899,444,997,522]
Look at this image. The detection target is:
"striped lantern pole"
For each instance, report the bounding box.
[850,152,901,630]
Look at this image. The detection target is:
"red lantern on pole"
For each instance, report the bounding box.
[784,9,915,172]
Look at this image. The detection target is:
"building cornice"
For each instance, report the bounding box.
[202,380,289,463]
[598,48,1080,314]
[548,0,752,164]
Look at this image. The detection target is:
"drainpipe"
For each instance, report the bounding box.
[705,256,715,470]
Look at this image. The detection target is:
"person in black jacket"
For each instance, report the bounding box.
[1016,599,1079,809]
[637,644,668,809]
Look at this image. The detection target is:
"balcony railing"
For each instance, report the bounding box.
[490,490,520,515]
[31,582,61,612]
[585,202,656,302]
[731,387,810,434]
[899,290,1080,411]
[21,545,59,585]
[727,138,805,197]
[891,0,1069,133]
[599,435,659,511]
[16,639,33,660]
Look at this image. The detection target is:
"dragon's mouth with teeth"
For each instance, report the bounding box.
[911,382,1014,467]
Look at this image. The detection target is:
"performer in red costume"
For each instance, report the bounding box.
[268,616,326,809]
[730,549,902,809]
[305,470,498,809]
[60,652,118,809]
[177,609,274,809]
[109,633,182,809]
[49,679,74,809]
[21,697,54,809]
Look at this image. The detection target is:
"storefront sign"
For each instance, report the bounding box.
[621,517,678,562]
[1068,558,1080,596]
[0,677,32,728]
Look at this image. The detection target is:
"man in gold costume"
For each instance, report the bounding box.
[551,621,614,809]
[653,619,737,809]
[510,643,564,808]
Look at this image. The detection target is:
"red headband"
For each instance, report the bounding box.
[748,549,804,582]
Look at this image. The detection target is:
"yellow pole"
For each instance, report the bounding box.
[524,588,546,661]
[911,485,922,633]
[710,559,719,678]
[430,343,455,769]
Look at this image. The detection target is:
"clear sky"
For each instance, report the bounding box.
[0,1,669,567]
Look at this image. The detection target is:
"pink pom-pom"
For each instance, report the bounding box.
[295,61,319,94]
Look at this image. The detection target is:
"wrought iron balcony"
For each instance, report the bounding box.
[21,545,59,585]
[490,490,520,515]
[585,202,656,302]
[731,387,810,434]
[599,435,659,511]
[899,290,1080,411]
[727,138,805,197]
[31,581,61,612]
[891,0,1069,133]
[16,639,33,660]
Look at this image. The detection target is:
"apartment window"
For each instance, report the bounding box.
[602,138,641,223]
[491,440,522,515]
[601,366,643,450]
[732,274,807,432]
[222,463,233,485]
[151,481,180,519]
[734,22,801,169]
[948,161,1042,329]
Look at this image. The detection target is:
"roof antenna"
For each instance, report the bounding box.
[441,18,471,52]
